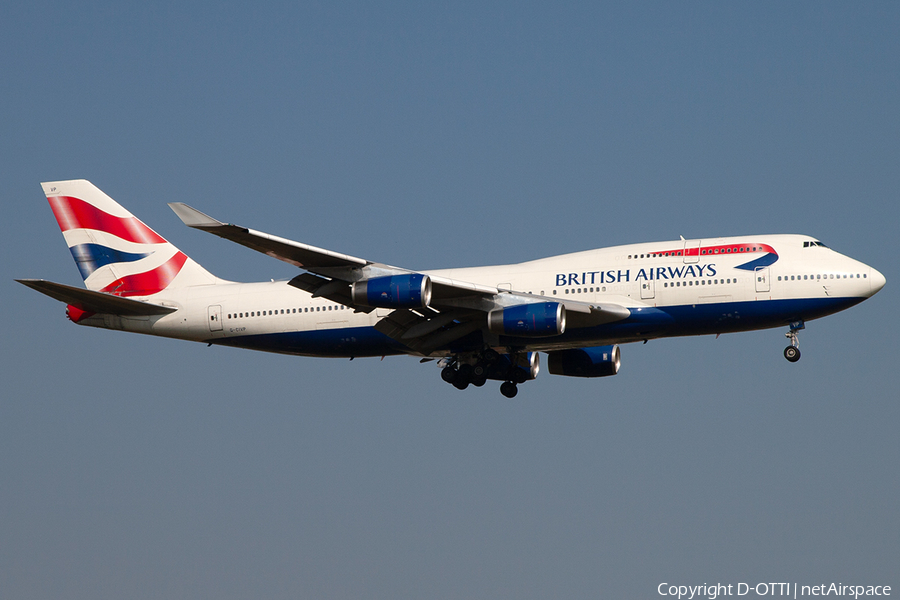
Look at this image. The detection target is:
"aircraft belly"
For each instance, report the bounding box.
[655,296,864,337]
[209,326,408,358]
[498,296,865,347]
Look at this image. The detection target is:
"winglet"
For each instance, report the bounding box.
[168,202,225,228]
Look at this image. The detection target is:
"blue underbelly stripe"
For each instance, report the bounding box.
[206,297,862,356]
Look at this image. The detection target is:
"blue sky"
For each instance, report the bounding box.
[2,3,898,598]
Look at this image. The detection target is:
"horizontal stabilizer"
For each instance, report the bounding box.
[17,279,176,316]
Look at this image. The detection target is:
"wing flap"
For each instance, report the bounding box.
[286,273,374,313]
[429,275,499,299]
[564,302,631,328]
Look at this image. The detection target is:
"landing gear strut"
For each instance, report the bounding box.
[784,320,804,363]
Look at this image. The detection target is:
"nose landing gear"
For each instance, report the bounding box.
[784,320,804,362]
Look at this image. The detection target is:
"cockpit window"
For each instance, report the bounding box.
[803,241,829,248]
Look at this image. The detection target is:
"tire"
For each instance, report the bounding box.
[457,364,473,381]
[500,381,518,398]
[784,346,801,362]
[441,366,457,384]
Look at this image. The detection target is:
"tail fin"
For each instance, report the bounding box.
[42,179,218,296]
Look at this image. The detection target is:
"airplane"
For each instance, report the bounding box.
[18,179,886,397]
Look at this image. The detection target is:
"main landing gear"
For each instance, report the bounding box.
[439,349,529,397]
[784,320,804,363]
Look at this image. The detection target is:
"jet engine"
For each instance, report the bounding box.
[351,273,432,309]
[547,345,621,378]
[487,302,566,337]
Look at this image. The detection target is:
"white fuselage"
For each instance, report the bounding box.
[75,234,884,359]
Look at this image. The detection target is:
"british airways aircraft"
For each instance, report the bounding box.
[19,180,885,397]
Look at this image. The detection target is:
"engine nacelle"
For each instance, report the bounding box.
[547,345,621,378]
[351,274,432,309]
[483,351,540,382]
[487,302,566,337]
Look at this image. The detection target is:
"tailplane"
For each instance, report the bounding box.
[42,179,218,296]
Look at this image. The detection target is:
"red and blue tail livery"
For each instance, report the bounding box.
[19,179,885,397]
[41,180,215,296]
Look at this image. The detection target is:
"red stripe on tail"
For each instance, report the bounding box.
[48,196,167,244]
[100,252,188,296]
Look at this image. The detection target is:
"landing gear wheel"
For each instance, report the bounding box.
[472,374,487,387]
[453,378,470,390]
[783,320,804,363]
[784,346,801,362]
[441,366,457,384]
[482,348,500,363]
[457,364,473,380]
[500,381,518,398]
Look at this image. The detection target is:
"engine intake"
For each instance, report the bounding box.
[547,345,621,378]
[487,302,565,337]
[351,274,432,309]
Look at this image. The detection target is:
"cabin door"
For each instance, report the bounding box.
[208,305,223,332]
[683,239,701,264]
[755,267,770,293]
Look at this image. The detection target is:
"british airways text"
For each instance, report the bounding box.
[555,264,718,286]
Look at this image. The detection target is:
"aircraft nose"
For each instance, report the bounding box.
[869,267,886,296]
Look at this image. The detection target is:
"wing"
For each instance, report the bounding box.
[168,202,499,303]
[169,203,630,354]
[168,202,369,270]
